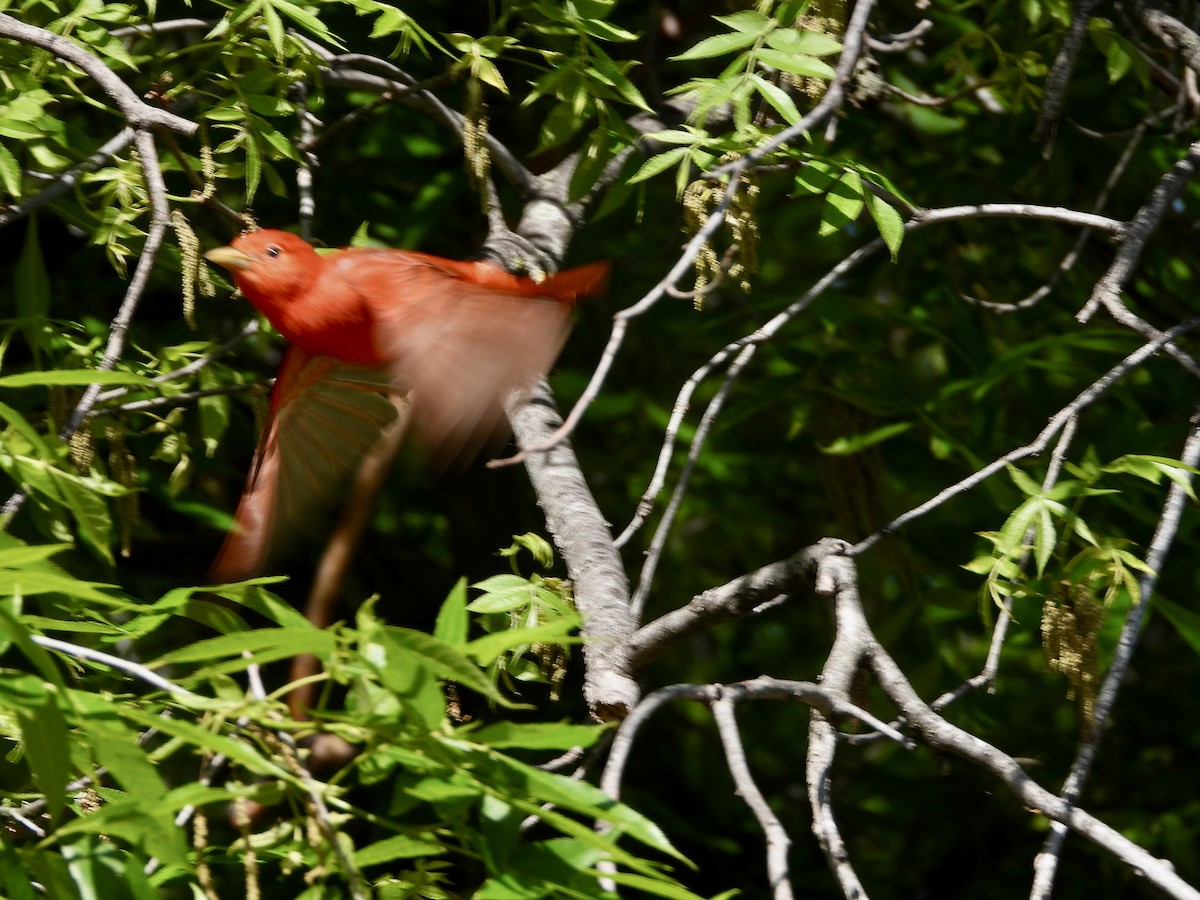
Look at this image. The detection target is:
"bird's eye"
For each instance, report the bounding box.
[265,245,282,258]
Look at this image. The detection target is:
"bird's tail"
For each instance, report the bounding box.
[534,261,610,303]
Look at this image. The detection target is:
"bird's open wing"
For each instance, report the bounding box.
[209,346,403,582]
[334,250,607,468]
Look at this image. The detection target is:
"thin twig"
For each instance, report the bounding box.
[1078,139,1200,323]
[629,341,756,619]
[1034,0,1105,143]
[712,694,794,900]
[33,635,207,702]
[854,315,1200,554]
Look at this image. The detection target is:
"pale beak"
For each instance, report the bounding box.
[204,246,254,271]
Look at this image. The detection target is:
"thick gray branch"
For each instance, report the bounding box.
[508,384,638,719]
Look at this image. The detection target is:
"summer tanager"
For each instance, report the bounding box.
[204,229,607,582]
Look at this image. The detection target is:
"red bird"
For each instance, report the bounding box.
[205,229,607,582]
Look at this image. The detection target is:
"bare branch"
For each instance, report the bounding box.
[619,203,1125,558]
[866,19,933,53]
[807,544,1199,899]
[628,340,756,620]
[965,115,1156,314]
[807,548,874,899]
[89,383,254,418]
[1138,4,1200,75]
[94,320,261,406]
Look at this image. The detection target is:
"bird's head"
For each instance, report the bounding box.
[205,230,319,309]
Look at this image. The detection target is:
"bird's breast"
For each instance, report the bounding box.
[274,293,384,367]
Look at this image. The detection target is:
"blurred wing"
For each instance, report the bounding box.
[336,251,604,468]
[209,346,403,582]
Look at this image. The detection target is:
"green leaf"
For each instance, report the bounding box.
[0,672,70,823]
[1007,463,1044,497]
[670,31,758,62]
[1033,505,1055,576]
[996,499,1038,556]
[17,218,49,329]
[435,577,469,646]
[85,719,167,801]
[756,48,836,79]
[273,0,345,47]
[17,686,71,821]
[819,421,911,455]
[380,627,517,707]
[261,1,285,57]
[470,721,606,751]
[818,169,864,236]
[627,146,689,185]
[116,706,297,782]
[764,28,842,57]
[749,73,802,126]
[197,367,230,458]
[151,626,334,667]
[245,131,261,204]
[866,192,905,260]
[594,868,717,900]
[457,742,688,864]
[352,833,445,866]
[0,370,150,388]
[0,141,21,197]
[470,574,539,613]
[0,599,67,690]
[713,10,773,33]
[465,619,579,666]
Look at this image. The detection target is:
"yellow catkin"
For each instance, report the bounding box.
[783,3,846,100]
[681,160,760,305]
[682,179,721,303]
[727,175,760,293]
[1041,581,1103,738]
[192,806,221,900]
[68,426,94,473]
[172,209,202,330]
[233,795,261,900]
[106,424,139,558]
[198,135,217,201]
